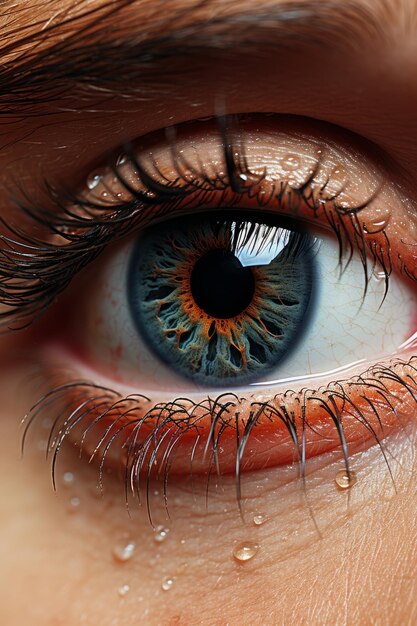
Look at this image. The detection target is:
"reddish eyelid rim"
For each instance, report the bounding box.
[29,353,417,477]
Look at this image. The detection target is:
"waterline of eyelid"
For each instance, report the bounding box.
[250,358,367,387]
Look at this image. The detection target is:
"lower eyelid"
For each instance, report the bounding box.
[24,351,417,482]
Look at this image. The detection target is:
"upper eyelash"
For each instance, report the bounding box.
[0,115,392,328]
[22,356,417,524]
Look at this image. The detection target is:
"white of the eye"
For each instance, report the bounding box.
[82,230,415,392]
[256,232,413,384]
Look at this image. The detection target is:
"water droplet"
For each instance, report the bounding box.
[282,154,299,170]
[67,496,81,512]
[253,514,267,526]
[335,469,357,490]
[161,577,174,591]
[372,270,387,283]
[239,173,248,181]
[62,471,75,487]
[116,154,127,166]
[118,584,130,597]
[363,215,390,234]
[232,542,259,562]
[112,540,136,563]
[154,525,169,543]
[87,173,101,190]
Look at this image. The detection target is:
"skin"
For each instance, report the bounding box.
[0,1,416,625]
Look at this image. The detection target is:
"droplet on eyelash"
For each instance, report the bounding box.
[253,514,267,526]
[232,542,259,563]
[116,154,127,166]
[161,577,175,591]
[112,540,136,562]
[87,172,101,190]
[282,154,299,171]
[335,469,357,490]
[67,496,81,512]
[372,270,387,283]
[118,584,130,597]
[62,471,75,487]
[154,525,169,543]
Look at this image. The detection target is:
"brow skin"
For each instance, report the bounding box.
[0,0,388,114]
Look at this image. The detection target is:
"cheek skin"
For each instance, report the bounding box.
[1,361,417,625]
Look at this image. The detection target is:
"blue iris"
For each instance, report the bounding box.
[128,212,317,386]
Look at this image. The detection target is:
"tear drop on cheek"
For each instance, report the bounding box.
[118,584,130,597]
[67,496,81,513]
[335,469,357,490]
[62,471,75,487]
[161,577,175,591]
[154,526,170,543]
[232,542,259,563]
[112,540,136,563]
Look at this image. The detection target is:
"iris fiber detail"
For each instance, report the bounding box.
[128,212,316,385]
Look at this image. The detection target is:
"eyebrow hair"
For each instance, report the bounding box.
[0,0,387,114]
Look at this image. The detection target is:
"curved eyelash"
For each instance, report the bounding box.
[22,357,417,525]
[0,114,390,329]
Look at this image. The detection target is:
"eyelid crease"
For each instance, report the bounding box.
[23,354,417,519]
[2,114,413,330]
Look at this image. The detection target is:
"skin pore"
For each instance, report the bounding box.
[0,0,417,624]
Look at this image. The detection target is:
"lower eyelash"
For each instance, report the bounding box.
[23,356,417,522]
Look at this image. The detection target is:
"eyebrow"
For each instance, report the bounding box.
[0,0,389,114]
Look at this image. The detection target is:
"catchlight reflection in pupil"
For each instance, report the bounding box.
[128,212,317,386]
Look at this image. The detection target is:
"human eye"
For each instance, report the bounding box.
[13,112,416,516]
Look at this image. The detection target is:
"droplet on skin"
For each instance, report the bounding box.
[87,173,101,190]
[253,514,267,526]
[282,154,299,170]
[118,584,130,597]
[232,542,259,562]
[62,471,75,487]
[154,525,169,543]
[161,577,174,591]
[335,469,357,490]
[363,215,391,234]
[112,540,136,563]
[67,496,81,513]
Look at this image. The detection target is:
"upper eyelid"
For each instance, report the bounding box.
[0,114,415,328]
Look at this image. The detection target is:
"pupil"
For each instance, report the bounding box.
[190,248,255,318]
